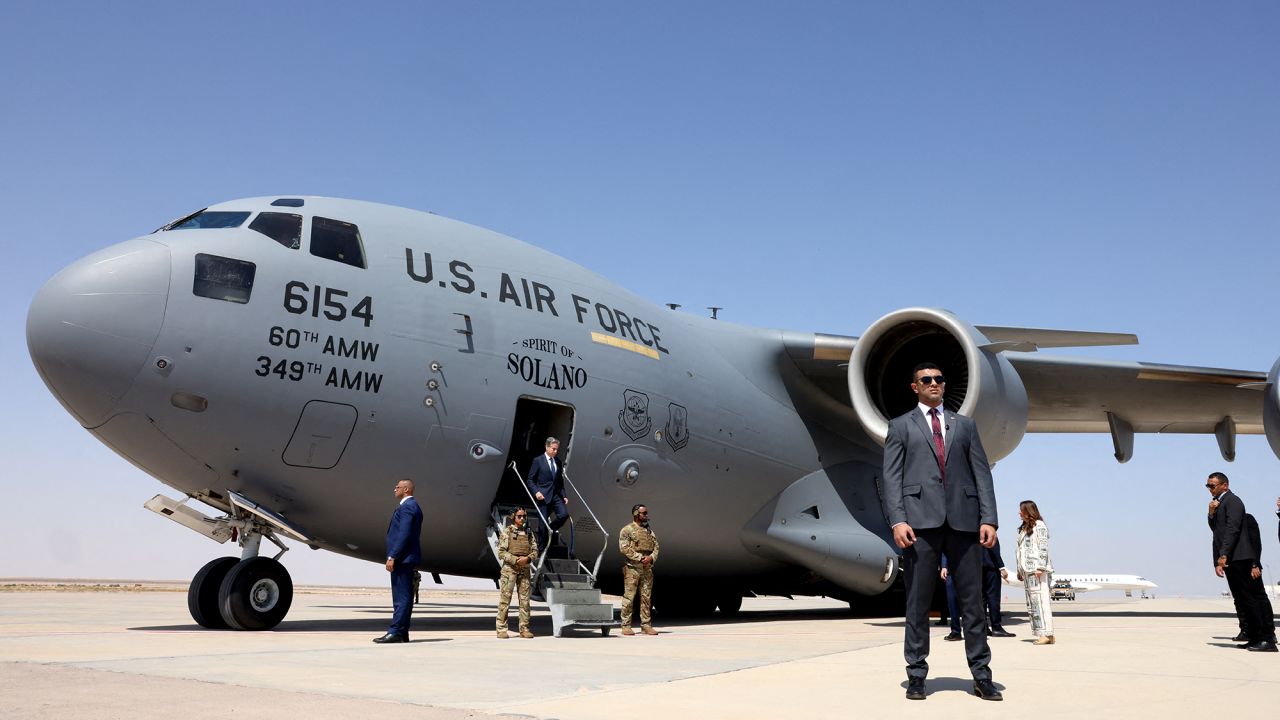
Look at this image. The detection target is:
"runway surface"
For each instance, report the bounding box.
[1,582,1276,719]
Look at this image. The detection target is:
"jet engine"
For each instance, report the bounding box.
[847,307,1028,462]
[1266,357,1280,461]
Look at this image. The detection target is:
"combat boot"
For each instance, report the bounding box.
[642,625,658,635]
[497,630,509,639]
[622,627,635,636]
[519,629,535,639]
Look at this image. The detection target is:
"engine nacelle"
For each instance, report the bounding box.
[1266,357,1280,461]
[847,307,1028,462]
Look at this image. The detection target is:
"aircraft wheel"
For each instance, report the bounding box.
[218,556,293,631]
[188,557,238,629]
[717,593,743,617]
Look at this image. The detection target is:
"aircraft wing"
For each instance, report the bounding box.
[1011,354,1266,435]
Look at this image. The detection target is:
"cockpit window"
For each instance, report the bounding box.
[249,212,302,249]
[310,216,366,269]
[193,253,256,304]
[163,210,252,231]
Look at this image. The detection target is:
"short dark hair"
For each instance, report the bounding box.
[632,504,647,515]
[913,362,940,381]
[1208,471,1229,485]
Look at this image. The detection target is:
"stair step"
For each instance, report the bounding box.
[545,558,581,574]
[542,573,593,587]
[551,602,615,624]
[544,587,602,606]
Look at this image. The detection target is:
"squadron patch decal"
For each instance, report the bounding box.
[665,402,689,451]
[619,389,652,441]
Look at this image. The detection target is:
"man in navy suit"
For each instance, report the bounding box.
[882,362,1002,701]
[375,478,424,644]
[527,437,569,548]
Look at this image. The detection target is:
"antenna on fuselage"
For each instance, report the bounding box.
[708,307,722,320]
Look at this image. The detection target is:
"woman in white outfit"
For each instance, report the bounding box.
[1015,500,1055,645]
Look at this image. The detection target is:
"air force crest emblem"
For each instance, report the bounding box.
[665,403,689,451]
[619,389,652,441]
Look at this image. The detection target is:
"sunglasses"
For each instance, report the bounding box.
[916,375,946,385]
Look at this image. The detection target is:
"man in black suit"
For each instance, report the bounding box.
[375,478,424,644]
[527,437,569,549]
[983,540,1014,637]
[1206,472,1277,652]
[882,363,1002,701]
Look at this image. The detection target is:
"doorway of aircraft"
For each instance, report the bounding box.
[496,396,575,508]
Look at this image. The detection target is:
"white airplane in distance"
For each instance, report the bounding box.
[1052,574,1157,599]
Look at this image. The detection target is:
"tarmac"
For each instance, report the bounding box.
[1,581,1277,720]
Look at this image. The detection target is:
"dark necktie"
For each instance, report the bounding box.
[549,456,556,474]
[930,408,946,482]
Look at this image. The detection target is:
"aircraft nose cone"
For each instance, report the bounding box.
[27,238,171,427]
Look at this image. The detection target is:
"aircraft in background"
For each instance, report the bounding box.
[25,196,1280,630]
[1051,574,1158,600]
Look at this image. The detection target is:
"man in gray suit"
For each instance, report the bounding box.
[882,362,1002,701]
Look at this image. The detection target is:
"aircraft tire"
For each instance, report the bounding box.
[716,593,743,617]
[188,557,239,629]
[218,556,293,631]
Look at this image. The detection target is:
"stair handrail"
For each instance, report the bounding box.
[505,461,553,578]
[561,467,608,584]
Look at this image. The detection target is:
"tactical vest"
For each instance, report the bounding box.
[509,530,532,557]
[633,526,656,553]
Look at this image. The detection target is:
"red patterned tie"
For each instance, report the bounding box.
[930,408,946,483]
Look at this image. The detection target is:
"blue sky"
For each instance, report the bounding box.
[2,2,1277,595]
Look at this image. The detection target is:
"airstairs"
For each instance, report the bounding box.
[485,464,618,637]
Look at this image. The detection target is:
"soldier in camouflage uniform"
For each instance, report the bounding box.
[618,504,659,635]
[496,509,539,638]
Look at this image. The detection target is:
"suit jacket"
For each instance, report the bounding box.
[1208,490,1252,565]
[881,406,997,532]
[386,496,424,566]
[527,453,565,500]
[1245,513,1263,567]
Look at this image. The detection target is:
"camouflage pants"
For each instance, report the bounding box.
[621,563,654,627]
[496,564,532,632]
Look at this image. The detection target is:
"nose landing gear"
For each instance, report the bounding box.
[149,491,306,631]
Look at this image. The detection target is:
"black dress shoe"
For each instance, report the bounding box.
[1231,632,1249,642]
[1247,640,1279,652]
[944,631,963,641]
[905,679,926,700]
[989,627,1016,638]
[373,633,408,644]
[973,679,1003,701]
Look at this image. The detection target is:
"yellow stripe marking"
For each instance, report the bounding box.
[590,332,660,360]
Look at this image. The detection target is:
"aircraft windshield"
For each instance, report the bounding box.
[249,212,302,249]
[163,210,252,231]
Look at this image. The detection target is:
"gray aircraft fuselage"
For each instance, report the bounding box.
[27,196,898,599]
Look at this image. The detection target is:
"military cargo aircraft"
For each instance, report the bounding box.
[25,196,1280,630]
